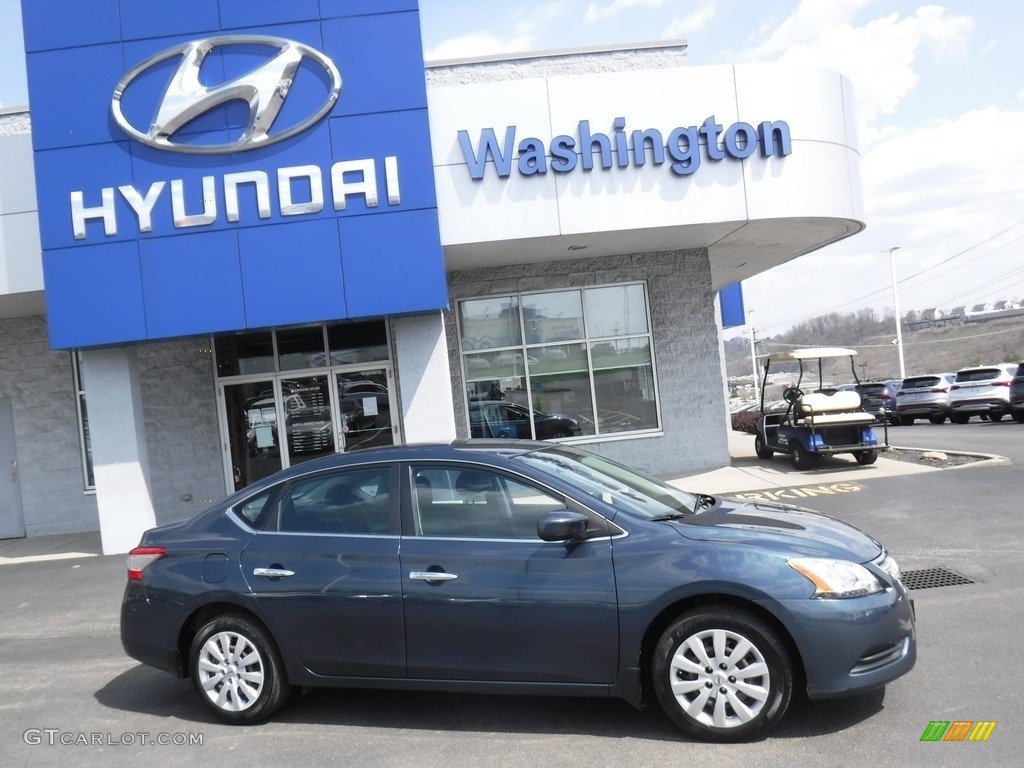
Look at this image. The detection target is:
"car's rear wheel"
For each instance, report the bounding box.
[1014,412,1024,424]
[950,414,970,424]
[652,609,793,742]
[790,443,818,470]
[855,449,878,465]
[190,614,290,724]
[928,415,946,425]
[989,413,1003,422]
[754,434,774,460]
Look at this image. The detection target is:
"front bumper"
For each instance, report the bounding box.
[769,583,916,699]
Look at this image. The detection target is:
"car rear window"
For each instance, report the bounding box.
[956,369,1002,382]
[858,384,886,395]
[902,376,941,388]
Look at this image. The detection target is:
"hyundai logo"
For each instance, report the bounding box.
[111,36,342,154]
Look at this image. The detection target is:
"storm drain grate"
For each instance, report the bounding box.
[900,566,974,591]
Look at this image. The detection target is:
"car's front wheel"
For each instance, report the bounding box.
[899,415,914,426]
[652,609,793,742]
[754,433,774,460]
[989,413,1003,422]
[189,614,290,724]
[950,414,970,424]
[928,415,946,425]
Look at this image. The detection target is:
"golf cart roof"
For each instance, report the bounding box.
[763,347,859,362]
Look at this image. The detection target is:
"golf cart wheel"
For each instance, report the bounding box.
[790,443,818,470]
[754,434,774,460]
[855,449,878,465]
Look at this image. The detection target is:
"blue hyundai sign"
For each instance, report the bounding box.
[22,0,447,348]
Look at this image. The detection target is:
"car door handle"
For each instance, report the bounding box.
[409,571,458,582]
[253,567,295,578]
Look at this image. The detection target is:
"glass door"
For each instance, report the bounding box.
[281,375,336,467]
[221,368,396,492]
[337,370,395,451]
[223,380,283,491]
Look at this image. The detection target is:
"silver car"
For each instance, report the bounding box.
[895,373,955,425]
[949,364,1017,423]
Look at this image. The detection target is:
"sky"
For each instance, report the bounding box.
[2,1,1022,342]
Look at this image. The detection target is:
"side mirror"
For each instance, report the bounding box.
[537,509,588,542]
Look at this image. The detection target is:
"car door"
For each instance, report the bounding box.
[400,463,619,683]
[240,463,404,677]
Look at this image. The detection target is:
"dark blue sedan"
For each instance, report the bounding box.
[121,440,915,742]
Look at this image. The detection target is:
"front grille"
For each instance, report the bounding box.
[900,566,974,590]
[851,637,909,674]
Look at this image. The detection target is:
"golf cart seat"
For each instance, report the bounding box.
[795,390,875,426]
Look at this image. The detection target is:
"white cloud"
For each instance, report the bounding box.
[739,2,973,133]
[663,1,717,38]
[584,0,666,25]
[425,30,538,61]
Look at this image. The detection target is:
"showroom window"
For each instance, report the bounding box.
[458,283,659,440]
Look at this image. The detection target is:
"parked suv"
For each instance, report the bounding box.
[1009,362,1024,423]
[948,364,1017,423]
[856,380,901,424]
[894,373,956,425]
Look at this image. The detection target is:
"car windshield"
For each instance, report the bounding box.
[514,445,698,519]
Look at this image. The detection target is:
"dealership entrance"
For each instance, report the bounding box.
[214,321,398,490]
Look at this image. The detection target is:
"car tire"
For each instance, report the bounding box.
[950,414,970,424]
[989,413,1003,422]
[899,416,914,426]
[651,609,793,742]
[1014,412,1024,424]
[928,415,946,425]
[189,614,290,724]
[790,443,818,470]
[855,449,878,465]
[754,434,774,460]
[549,430,571,439]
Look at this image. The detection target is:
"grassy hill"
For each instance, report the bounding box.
[725,316,1024,385]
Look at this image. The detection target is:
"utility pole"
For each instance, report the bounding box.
[888,246,907,379]
[748,309,760,403]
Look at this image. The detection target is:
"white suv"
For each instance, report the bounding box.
[948,364,1017,423]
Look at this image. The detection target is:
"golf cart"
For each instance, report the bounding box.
[754,347,889,470]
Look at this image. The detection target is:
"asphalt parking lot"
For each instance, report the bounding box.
[1,421,1021,767]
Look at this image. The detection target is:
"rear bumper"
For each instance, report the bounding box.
[950,398,1010,415]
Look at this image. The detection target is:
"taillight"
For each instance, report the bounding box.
[127,546,165,581]
[931,387,948,393]
[880,393,893,400]
[897,390,906,396]
[951,384,960,390]
[993,381,1010,387]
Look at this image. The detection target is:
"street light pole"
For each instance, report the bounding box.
[887,246,906,379]
[748,310,760,403]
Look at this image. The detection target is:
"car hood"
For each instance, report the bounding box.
[672,498,882,562]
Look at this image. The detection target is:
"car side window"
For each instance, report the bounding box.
[277,466,391,535]
[411,465,564,539]
[235,489,274,526]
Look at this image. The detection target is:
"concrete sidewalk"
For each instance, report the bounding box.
[0,430,1003,565]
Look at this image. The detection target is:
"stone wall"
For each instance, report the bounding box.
[0,314,96,535]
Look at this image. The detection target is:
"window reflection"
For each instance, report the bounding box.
[215,331,274,376]
[277,326,327,371]
[584,284,649,337]
[459,297,522,351]
[460,283,658,441]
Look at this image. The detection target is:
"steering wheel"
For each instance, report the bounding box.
[782,387,804,404]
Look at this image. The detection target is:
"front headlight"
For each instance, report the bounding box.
[788,557,885,598]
